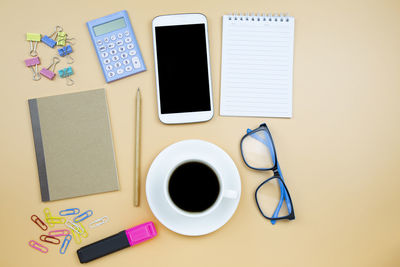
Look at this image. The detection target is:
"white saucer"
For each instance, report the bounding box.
[146,140,241,236]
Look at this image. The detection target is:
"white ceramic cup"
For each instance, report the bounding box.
[164,159,238,218]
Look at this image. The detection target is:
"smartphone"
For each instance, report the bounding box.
[152,14,214,124]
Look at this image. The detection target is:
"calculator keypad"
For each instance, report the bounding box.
[95,28,144,82]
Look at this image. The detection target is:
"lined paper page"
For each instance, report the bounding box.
[220,15,295,117]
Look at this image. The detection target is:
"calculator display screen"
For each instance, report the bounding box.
[155,24,211,114]
[93,18,126,36]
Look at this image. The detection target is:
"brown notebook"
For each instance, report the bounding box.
[28,89,119,201]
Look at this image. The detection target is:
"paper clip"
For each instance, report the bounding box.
[56,31,67,46]
[71,228,81,244]
[73,210,93,223]
[57,45,74,64]
[59,208,80,216]
[89,216,109,229]
[65,219,84,234]
[58,67,74,86]
[60,234,72,254]
[48,229,70,237]
[79,222,89,238]
[26,33,41,56]
[40,235,60,245]
[46,217,66,224]
[43,208,54,227]
[24,56,41,81]
[29,240,48,253]
[31,215,48,231]
[42,26,62,48]
[40,57,60,80]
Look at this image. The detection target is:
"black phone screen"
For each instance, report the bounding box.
[155,24,211,114]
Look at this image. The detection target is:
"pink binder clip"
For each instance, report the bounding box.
[24,57,41,81]
[24,56,40,67]
[40,57,60,80]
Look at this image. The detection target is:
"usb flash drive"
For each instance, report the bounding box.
[77,221,157,263]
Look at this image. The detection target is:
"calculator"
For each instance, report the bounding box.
[87,10,146,83]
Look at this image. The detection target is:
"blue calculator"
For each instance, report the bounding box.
[87,10,146,83]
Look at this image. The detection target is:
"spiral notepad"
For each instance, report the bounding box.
[220,14,295,117]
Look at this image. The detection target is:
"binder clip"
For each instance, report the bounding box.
[40,57,60,80]
[58,67,74,86]
[57,45,74,64]
[26,33,41,56]
[24,56,41,81]
[42,26,62,48]
[56,31,67,46]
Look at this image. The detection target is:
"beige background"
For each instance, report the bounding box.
[0,0,399,266]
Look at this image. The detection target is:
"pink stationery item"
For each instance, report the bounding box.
[77,221,157,263]
[40,68,55,80]
[40,57,60,80]
[48,229,70,237]
[24,57,40,67]
[29,240,48,253]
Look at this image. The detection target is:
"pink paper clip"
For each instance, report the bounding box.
[48,229,70,237]
[29,240,48,253]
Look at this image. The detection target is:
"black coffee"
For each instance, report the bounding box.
[168,162,220,213]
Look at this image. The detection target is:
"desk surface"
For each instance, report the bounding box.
[1,0,400,266]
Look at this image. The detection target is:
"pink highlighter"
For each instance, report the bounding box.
[77,222,157,263]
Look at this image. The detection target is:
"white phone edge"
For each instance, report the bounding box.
[152,13,214,125]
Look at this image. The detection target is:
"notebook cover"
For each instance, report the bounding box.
[28,89,119,201]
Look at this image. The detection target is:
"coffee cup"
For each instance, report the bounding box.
[164,159,238,218]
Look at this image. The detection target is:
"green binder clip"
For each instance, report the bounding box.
[26,33,41,56]
[56,31,67,46]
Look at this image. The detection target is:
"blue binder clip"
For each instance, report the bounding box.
[58,67,74,86]
[58,45,74,63]
[42,26,62,48]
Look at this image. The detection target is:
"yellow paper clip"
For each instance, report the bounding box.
[46,217,66,224]
[71,229,81,244]
[43,208,54,227]
[79,222,88,238]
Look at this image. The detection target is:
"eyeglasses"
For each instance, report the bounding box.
[240,123,295,224]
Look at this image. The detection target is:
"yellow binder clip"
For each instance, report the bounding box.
[56,31,67,46]
[26,33,41,56]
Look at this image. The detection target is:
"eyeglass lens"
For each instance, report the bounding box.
[256,177,290,219]
[241,129,275,169]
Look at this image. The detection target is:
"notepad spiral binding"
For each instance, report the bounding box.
[227,13,290,22]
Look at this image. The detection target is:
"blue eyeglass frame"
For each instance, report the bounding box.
[240,123,295,224]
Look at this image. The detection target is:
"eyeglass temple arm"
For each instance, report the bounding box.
[246,128,292,224]
[272,163,292,220]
